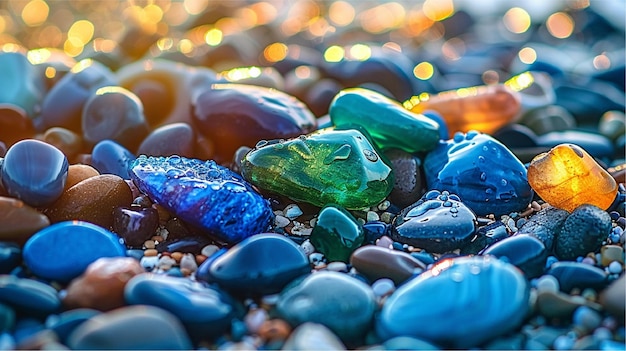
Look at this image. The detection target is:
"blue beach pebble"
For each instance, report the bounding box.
[129,155,273,244]
[1,139,68,207]
[377,255,529,349]
[423,131,533,217]
[23,221,126,283]
[0,275,60,318]
[91,140,136,180]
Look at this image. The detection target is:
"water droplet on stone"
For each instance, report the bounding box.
[363,149,378,162]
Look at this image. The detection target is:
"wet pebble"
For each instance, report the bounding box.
[112,206,159,248]
[391,190,477,253]
[44,174,133,229]
[481,234,547,279]
[517,206,570,251]
[281,323,346,351]
[535,289,599,320]
[63,257,144,311]
[64,164,99,190]
[385,149,426,208]
[1,139,68,207]
[137,122,195,158]
[546,261,609,293]
[66,305,192,350]
[90,140,136,180]
[310,205,365,262]
[0,242,21,274]
[23,221,127,282]
[124,273,236,341]
[377,256,529,349]
[130,155,273,244]
[350,245,426,285]
[276,271,376,346]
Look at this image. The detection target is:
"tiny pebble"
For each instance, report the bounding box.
[326,261,348,272]
[284,204,303,219]
[309,252,325,265]
[140,256,158,270]
[380,212,394,223]
[582,257,596,265]
[545,256,559,269]
[300,240,315,255]
[366,211,380,222]
[378,200,390,211]
[170,252,183,263]
[244,308,268,334]
[553,335,575,350]
[607,261,622,274]
[372,278,395,298]
[573,306,603,331]
[535,275,560,293]
[179,253,198,273]
[200,245,219,258]
[157,256,176,269]
[274,215,290,228]
[143,249,158,257]
[143,240,156,250]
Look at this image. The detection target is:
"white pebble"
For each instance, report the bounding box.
[309,217,317,227]
[140,255,159,270]
[201,244,220,257]
[180,253,198,272]
[274,215,290,228]
[300,240,315,255]
[535,275,560,293]
[291,226,312,236]
[284,204,303,219]
[366,211,380,222]
[372,278,395,298]
[326,261,348,272]
[157,256,177,269]
[608,261,623,274]
[380,212,394,223]
[244,308,268,334]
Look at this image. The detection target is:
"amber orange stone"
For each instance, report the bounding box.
[404,84,521,137]
[528,144,618,212]
[64,164,100,190]
[63,256,144,311]
[44,174,133,229]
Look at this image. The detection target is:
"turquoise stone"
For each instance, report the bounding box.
[0,52,44,118]
[329,88,440,153]
[423,131,533,217]
[241,129,394,209]
[377,256,530,348]
[310,205,365,263]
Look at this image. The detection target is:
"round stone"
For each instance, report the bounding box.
[1,139,68,207]
[377,256,529,349]
[137,122,195,158]
[90,140,136,180]
[276,271,376,347]
[23,221,127,283]
[554,204,612,260]
[481,234,547,279]
[64,164,99,190]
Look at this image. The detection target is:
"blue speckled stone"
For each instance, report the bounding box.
[91,140,136,180]
[196,233,310,296]
[423,131,533,217]
[391,190,477,253]
[481,234,547,279]
[23,221,126,283]
[377,256,529,349]
[276,271,376,347]
[0,275,60,318]
[124,273,236,341]
[129,155,273,244]
[546,261,609,293]
[1,139,68,207]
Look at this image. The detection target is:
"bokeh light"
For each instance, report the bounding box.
[329,1,355,27]
[21,0,49,27]
[503,7,531,34]
[413,61,434,80]
[264,42,288,63]
[546,12,574,39]
[518,47,537,64]
[324,45,344,62]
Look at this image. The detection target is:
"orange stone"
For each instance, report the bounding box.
[64,164,100,190]
[404,84,521,137]
[63,256,144,311]
[528,144,618,212]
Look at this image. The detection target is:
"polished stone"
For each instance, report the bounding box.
[310,205,365,262]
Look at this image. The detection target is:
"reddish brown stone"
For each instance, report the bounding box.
[350,245,426,285]
[64,164,100,190]
[0,196,50,244]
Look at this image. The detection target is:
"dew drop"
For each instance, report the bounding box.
[480,172,487,181]
[363,149,378,162]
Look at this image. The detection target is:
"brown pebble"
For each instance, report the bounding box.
[64,164,100,190]
[43,127,84,162]
[0,196,50,244]
[601,245,624,266]
[535,290,601,320]
[599,275,625,321]
[44,174,132,229]
[63,257,144,311]
[143,249,158,257]
[152,204,171,224]
[350,245,426,285]
[143,240,156,249]
[170,252,183,263]
[257,319,292,343]
[195,254,207,265]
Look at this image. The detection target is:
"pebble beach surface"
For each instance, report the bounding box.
[0,1,625,350]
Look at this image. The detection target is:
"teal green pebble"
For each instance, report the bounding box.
[276,271,376,347]
[0,275,60,318]
[310,205,365,263]
[241,129,394,209]
[329,88,440,153]
[377,256,529,349]
[23,221,126,283]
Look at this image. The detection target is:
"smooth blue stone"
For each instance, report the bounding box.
[537,131,614,161]
[546,261,609,293]
[1,139,68,207]
[91,140,136,180]
[124,273,237,342]
[391,190,477,253]
[0,242,21,274]
[23,221,126,283]
[45,308,101,344]
[481,234,547,279]
[12,318,44,345]
[383,336,441,350]
[0,275,60,318]
[377,256,529,349]
[0,303,14,332]
[460,221,509,255]
[129,155,273,244]
[423,132,533,217]
[196,233,310,296]
[276,271,376,347]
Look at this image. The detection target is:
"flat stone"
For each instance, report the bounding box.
[66,305,192,350]
[481,234,547,279]
[546,261,608,293]
[23,221,127,283]
[350,245,426,285]
[377,256,529,349]
[0,275,60,319]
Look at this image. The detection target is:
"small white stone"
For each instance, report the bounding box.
[608,261,622,274]
[357,218,366,225]
[309,217,317,227]
[156,227,169,240]
[274,215,290,228]
[326,261,348,272]
[366,211,380,222]
[140,256,159,270]
[372,278,395,298]
[284,204,303,219]
[291,226,312,236]
[180,253,198,272]
[380,212,394,223]
[244,308,268,334]
[201,244,220,257]
[535,275,560,293]
[300,240,315,255]
[157,256,177,269]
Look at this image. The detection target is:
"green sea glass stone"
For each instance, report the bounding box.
[329,88,440,153]
[310,205,365,263]
[240,129,394,209]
